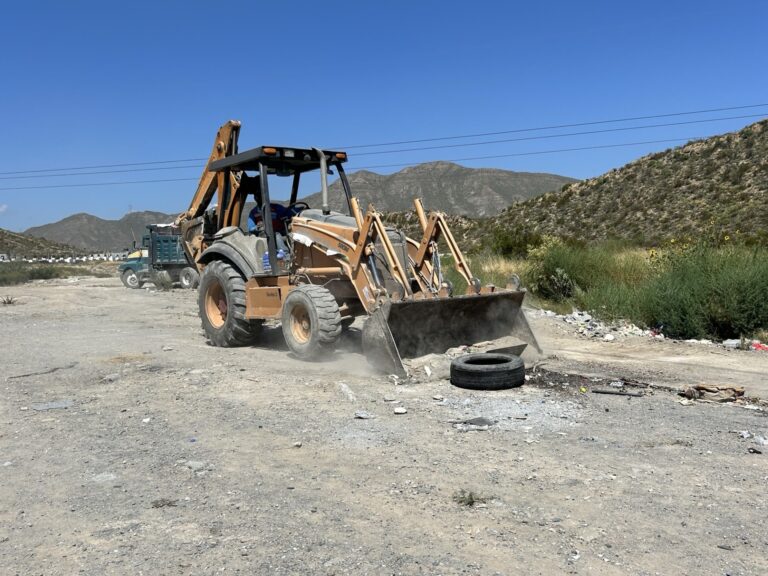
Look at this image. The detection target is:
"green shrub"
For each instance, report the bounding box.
[488,238,768,340]
[570,244,768,339]
[486,227,542,258]
[0,263,94,286]
[525,238,650,301]
[639,246,768,339]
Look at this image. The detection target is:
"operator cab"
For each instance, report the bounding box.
[207,146,355,275]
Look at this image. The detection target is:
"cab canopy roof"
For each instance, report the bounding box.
[208,146,348,175]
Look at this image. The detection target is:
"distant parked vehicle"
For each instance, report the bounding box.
[118,224,199,289]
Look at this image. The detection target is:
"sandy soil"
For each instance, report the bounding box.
[1,277,767,575]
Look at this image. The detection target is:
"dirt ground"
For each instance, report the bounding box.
[2,276,767,575]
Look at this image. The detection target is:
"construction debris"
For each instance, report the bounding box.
[591,388,645,398]
[449,416,496,432]
[539,309,650,341]
[679,384,745,403]
[30,399,74,411]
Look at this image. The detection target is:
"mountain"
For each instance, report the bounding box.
[302,161,576,216]
[20,162,575,253]
[0,228,81,258]
[487,120,768,245]
[25,210,177,252]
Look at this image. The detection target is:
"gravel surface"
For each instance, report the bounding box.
[1,276,767,575]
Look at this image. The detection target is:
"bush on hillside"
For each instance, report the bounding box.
[486,228,542,258]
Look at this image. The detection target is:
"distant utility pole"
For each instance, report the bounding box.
[128,204,133,213]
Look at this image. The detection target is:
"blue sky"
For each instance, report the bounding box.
[1,0,766,231]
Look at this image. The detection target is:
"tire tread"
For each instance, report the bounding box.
[198,260,260,347]
[450,353,525,390]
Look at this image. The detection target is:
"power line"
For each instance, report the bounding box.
[0,162,205,181]
[2,102,766,176]
[350,113,766,156]
[337,103,768,149]
[0,113,760,182]
[0,158,206,176]
[350,137,698,171]
[0,177,198,191]
[0,136,700,191]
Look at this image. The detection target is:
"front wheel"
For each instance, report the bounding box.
[281,284,341,359]
[121,269,143,289]
[179,267,199,289]
[198,260,260,346]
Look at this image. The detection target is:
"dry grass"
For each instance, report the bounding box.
[452,489,491,507]
[474,255,529,279]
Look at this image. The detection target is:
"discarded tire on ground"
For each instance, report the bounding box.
[450,353,525,390]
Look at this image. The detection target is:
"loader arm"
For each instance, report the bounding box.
[411,198,475,292]
[289,200,414,314]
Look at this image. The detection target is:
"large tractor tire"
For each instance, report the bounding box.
[281,284,342,359]
[198,260,260,347]
[179,267,200,290]
[121,269,144,289]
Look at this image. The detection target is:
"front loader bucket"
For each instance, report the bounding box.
[362,291,541,376]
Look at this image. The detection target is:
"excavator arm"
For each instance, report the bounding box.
[177,120,241,222]
[175,120,241,266]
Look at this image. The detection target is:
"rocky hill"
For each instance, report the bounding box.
[302,161,576,216]
[0,228,81,258]
[25,210,177,252]
[487,119,768,245]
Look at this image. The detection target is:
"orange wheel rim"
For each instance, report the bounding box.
[205,281,226,328]
[290,305,311,344]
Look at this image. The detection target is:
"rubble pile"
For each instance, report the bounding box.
[537,308,767,351]
[538,309,653,341]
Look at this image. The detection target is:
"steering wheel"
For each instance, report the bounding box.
[288,201,310,215]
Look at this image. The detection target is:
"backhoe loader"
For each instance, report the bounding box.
[175,120,540,375]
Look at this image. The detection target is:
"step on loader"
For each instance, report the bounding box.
[175,121,540,375]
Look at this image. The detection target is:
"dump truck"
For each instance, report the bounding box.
[175,120,540,375]
[118,224,199,289]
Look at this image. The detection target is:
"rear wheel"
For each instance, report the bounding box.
[282,285,341,359]
[151,270,174,290]
[198,260,260,346]
[179,267,199,289]
[121,269,143,289]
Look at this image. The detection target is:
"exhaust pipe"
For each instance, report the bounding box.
[312,148,330,215]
